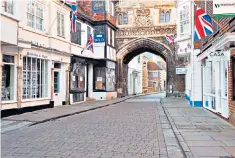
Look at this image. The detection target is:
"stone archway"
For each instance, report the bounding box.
[116,37,176,97]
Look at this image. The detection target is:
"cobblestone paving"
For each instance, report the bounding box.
[1,94,184,158]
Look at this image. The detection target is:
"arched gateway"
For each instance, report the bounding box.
[116,37,176,97]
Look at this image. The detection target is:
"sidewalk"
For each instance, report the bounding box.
[2,95,137,124]
[161,97,235,158]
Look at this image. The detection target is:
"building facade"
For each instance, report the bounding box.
[128,55,142,95]
[1,0,118,114]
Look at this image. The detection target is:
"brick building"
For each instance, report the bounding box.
[196,1,235,125]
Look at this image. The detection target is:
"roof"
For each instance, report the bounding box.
[147,61,163,71]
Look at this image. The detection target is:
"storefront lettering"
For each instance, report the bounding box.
[27,52,48,59]
[209,52,225,57]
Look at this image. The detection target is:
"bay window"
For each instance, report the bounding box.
[27,0,44,31]
[22,57,49,100]
[2,55,16,101]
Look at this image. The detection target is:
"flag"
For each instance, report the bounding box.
[86,34,94,53]
[62,0,76,5]
[165,35,174,45]
[71,11,77,33]
[194,7,213,42]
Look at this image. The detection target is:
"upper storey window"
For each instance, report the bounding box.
[118,13,128,25]
[27,0,44,31]
[160,10,171,23]
[3,0,14,15]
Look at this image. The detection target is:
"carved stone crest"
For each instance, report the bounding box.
[134,7,153,27]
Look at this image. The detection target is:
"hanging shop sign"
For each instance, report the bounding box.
[176,68,186,74]
[208,50,230,61]
[213,0,235,18]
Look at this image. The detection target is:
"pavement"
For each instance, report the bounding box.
[1,93,235,158]
[161,97,235,158]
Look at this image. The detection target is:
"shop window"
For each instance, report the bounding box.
[73,93,84,102]
[123,13,128,24]
[57,11,65,37]
[165,11,170,23]
[22,57,49,100]
[71,21,81,45]
[2,55,15,101]
[4,0,14,15]
[27,1,44,31]
[106,61,115,91]
[94,67,106,91]
[54,71,60,93]
[70,61,85,91]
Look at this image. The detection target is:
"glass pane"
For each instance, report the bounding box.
[54,72,60,93]
[61,14,65,36]
[2,64,14,101]
[57,12,61,35]
[3,55,14,63]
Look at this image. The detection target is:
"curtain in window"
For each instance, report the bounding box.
[165,11,170,23]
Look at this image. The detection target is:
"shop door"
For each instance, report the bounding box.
[220,61,229,118]
[53,70,62,106]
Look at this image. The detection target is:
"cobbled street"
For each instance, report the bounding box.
[1,93,184,158]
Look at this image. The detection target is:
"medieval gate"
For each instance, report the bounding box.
[115,2,177,97]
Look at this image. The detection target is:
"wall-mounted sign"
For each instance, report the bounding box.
[94,34,105,43]
[26,52,48,59]
[176,68,186,74]
[92,1,105,14]
[94,25,105,43]
[208,50,230,61]
[213,0,235,18]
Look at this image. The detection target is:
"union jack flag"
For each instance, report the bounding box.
[194,7,213,42]
[86,34,94,53]
[71,11,77,33]
[165,35,174,45]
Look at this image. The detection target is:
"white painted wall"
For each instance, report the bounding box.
[128,55,142,95]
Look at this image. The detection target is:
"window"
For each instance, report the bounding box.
[4,0,14,15]
[94,67,106,90]
[160,12,165,23]
[123,13,128,24]
[27,1,44,31]
[112,30,115,47]
[71,21,81,45]
[22,57,49,100]
[165,11,170,23]
[57,12,65,37]
[180,5,189,35]
[110,28,112,46]
[118,14,123,25]
[54,72,60,93]
[87,26,91,40]
[2,55,15,101]
[70,60,85,91]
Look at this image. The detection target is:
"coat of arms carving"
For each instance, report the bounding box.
[134,7,153,27]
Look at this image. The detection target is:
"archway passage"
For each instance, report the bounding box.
[116,38,176,97]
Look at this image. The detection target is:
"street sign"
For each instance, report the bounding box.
[176,68,186,74]
[94,34,105,43]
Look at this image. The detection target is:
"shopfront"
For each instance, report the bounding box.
[202,50,230,118]
[70,56,86,104]
[93,60,116,100]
